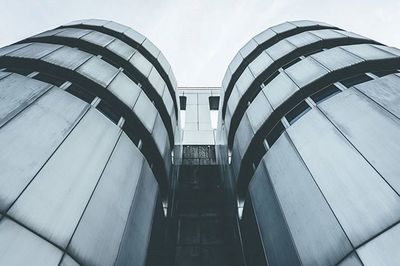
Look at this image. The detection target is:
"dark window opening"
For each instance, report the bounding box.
[33,72,66,87]
[282,57,302,70]
[266,121,285,147]
[262,70,280,87]
[209,96,220,110]
[285,101,311,125]
[4,67,33,76]
[371,69,399,78]
[97,100,121,124]
[101,56,120,69]
[311,84,341,104]
[65,83,96,104]
[180,96,187,110]
[340,73,373,88]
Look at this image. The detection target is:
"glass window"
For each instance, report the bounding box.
[179,96,187,110]
[208,96,219,110]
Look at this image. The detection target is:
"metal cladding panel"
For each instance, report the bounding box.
[107,72,141,108]
[227,86,240,114]
[152,115,168,159]
[240,39,258,58]
[123,28,145,44]
[142,39,161,59]
[162,88,174,116]
[263,133,352,265]
[157,52,171,76]
[129,52,153,78]
[8,108,121,248]
[76,56,119,87]
[341,44,396,61]
[0,43,31,56]
[133,91,158,132]
[8,42,62,59]
[266,39,296,61]
[286,31,321,47]
[236,67,255,96]
[234,115,254,157]
[337,253,363,266]
[104,21,129,34]
[68,132,144,266]
[310,29,346,40]
[231,140,242,180]
[148,67,166,96]
[253,28,276,45]
[335,30,368,40]
[357,222,400,266]
[246,92,273,133]
[355,75,400,118]
[228,52,243,74]
[0,88,87,211]
[42,46,93,70]
[285,57,328,88]
[222,65,232,91]
[320,89,400,194]
[0,218,63,266]
[271,22,296,34]
[263,72,299,109]
[106,39,136,60]
[287,108,400,247]
[373,45,400,56]
[81,31,115,47]
[311,47,363,71]
[32,28,66,38]
[114,161,159,266]
[248,158,300,266]
[56,28,91,39]
[60,255,80,266]
[0,74,51,125]
[248,51,273,77]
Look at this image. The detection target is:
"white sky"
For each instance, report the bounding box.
[1,0,399,87]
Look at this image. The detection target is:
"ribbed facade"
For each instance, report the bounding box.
[0,19,178,266]
[219,20,400,265]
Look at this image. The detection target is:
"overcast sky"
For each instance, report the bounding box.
[1,0,399,87]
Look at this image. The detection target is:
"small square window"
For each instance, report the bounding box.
[179,96,187,110]
[208,96,220,110]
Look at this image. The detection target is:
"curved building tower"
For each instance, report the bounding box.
[0,19,179,265]
[218,20,400,265]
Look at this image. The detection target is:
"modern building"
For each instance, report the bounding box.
[219,20,400,266]
[0,19,400,266]
[0,19,178,266]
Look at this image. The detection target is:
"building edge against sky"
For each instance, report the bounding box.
[217,20,400,265]
[1,18,400,266]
